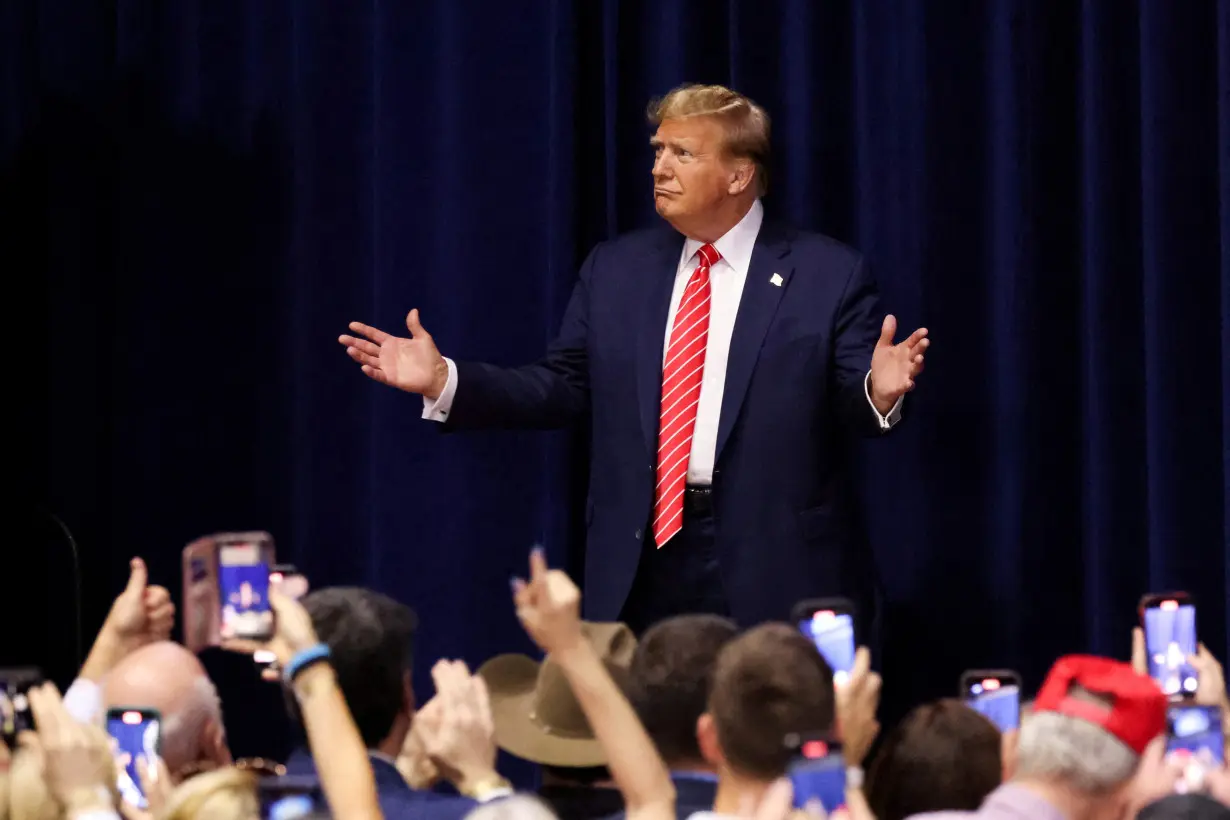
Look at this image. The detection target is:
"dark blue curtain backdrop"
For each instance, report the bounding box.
[7,0,1230,761]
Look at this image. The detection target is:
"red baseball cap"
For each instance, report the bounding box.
[1033,655,1167,754]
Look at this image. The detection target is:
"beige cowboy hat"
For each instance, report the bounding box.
[477,622,637,768]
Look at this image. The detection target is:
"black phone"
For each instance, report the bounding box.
[784,733,846,812]
[960,669,1022,732]
[105,707,162,809]
[1138,592,1199,698]
[0,667,41,747]
[258,774,326,820]
[791,598,857,685]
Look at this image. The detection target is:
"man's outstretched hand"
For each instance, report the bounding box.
[339,309,449,399]
[869,315,928,415]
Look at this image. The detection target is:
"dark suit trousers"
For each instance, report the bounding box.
[619,486,731,635]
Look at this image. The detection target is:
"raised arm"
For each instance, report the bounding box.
[339,244,601,432]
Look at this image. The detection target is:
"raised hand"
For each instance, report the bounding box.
[512,547,584,656]
[835,647,881,767]
[868,315,928,414]
[415,660,498,794]
[339,309,450,398]
[105,558,175,648]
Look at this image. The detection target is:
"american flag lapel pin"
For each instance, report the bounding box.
[770,273,783,287]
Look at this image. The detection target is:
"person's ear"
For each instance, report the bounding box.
[727,160,754,195]
[204,717,232,768]
[697,712,725,768]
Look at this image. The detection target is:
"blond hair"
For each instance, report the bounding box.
[647,83,771,195]
[161,767,258,820]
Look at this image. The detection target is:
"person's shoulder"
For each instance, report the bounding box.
[770,222,864,270]
[589,224,680,259]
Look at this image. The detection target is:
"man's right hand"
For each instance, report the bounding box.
[339,309,449,399]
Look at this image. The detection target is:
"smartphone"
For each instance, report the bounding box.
[182,532,277,650]
[1166,704,1224,764]
[784,733,846,812]
[258,775,326,820]
[106,707,162,809]
[960,670,1022,732]
[792,598,857,686]
[0,667,41,746]
[219,536,276,641]
[1139,592,1199,698]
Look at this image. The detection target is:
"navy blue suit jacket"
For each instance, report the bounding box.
[284,748,477,820]
[445,220,892,626]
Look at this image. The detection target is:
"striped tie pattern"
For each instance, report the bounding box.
[652,243,720,548]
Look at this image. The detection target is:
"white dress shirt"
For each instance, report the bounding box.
[424,199,902,484]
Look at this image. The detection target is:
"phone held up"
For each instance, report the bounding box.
[960,669,1022,732]
[792,598,857,686]
[785,733,847,812]
[0,667,41,747]
[105,706,162,809]
[182,532,277,652]
[1138,592,1199,699]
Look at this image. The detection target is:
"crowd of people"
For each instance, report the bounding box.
[1,550,1227,820]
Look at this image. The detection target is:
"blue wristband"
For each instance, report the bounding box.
[284,643,331,684]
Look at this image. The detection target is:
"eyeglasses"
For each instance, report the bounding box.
[176,758,286,780]
[234,758,287,777]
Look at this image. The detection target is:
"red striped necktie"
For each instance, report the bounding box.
[652,243,720,548]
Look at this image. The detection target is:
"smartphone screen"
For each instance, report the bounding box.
[106,708,162,809]
[1166,704,1224,764]
[259,776,325,820]
[219,540,274,640]
[787,738,846,812]
[0,668,40,746]
[798,607,856,685]
[961,672,1021,732]
[1142,596,1199,697]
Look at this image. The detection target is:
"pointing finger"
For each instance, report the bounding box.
[529,546,549,584]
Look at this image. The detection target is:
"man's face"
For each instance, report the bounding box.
[651,116,742,229]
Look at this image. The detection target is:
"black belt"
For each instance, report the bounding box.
[684,484,713,516]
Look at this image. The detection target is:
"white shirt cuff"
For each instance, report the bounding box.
[63,677,102,725]
[864,370,903,430]
[421,357,458,421]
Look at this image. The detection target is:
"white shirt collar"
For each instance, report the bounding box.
[681,198,764,276]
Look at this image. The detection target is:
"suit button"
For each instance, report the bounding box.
[634,529,643,540]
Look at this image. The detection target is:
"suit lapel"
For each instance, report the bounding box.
[636,230,687,460]
[714,222,793,464]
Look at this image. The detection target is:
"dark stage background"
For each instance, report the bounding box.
[6,0,1230,770]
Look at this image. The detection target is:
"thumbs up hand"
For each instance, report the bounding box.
[104,557,176,648]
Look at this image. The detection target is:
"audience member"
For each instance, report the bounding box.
[160,767,258,820]
[282,586,478,820]
[101,642,231,781]
[509,548,676,820]
[622,615,738,818]
[480,621,636,820]
[1137,793,1230,820]
[693,623,841,817]
[906,655,1178,820]
[865,699,1003,820]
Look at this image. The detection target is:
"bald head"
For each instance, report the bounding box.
[102,641,230,778]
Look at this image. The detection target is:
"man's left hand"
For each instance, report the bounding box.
[869,315,928,415]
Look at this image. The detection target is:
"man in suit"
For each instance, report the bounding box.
[339,83,928,633]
